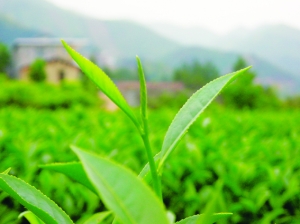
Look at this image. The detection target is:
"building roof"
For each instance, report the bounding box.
[13,38,87,48]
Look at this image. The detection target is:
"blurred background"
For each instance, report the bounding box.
[1,0,300,223]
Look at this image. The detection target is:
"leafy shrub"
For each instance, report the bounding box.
[174,61,219,89]
[0,41,248,224]
[29,58,47,82]
[222,57,280,109]
[0,42,11,73]
[0,80,101,109]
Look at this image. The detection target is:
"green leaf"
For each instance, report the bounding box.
[19,211,45,224]
[136,56,147,122]
[196,180,224,224]
[0,174,73,224]
[83,211,112,224]
[158,67,251,169]
[2,168,11,174]
[61,40,140,130]
[175,213,232,224]
[136,56,162,199]
[71,145,169,224]
[138,152,161,179]
[41,162,96,194]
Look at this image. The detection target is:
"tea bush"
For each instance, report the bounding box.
[0,81,101,109]
[1,106,300,223]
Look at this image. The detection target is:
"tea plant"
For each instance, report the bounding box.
[0,40,249,224]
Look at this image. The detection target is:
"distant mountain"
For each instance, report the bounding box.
[147,23,219,47]
[0,0,181,60]
[159,46,300,95]
[215,25,300,78]
[0,0,299,95]
[147,23,300,79]
[0,16,48,45]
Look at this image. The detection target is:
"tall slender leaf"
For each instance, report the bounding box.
[136,56,147,122]
[41,162,96,194]
[62,40,140,130]
[72,146,169,224]
[136,56,162,199]
[158,67,250,169]
[0,174,73,224]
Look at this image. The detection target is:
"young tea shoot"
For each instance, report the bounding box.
[0,40,250,224]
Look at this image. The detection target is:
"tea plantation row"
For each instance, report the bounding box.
[0,106,299,223]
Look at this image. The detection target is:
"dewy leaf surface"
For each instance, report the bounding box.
[72,146,169,224]
[175,213,232,224]
[62,40,140,129]
[0,174,73,224]
[159,67,251,168]
[41,162,96,194]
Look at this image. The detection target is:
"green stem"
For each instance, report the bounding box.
[141,121,162,201]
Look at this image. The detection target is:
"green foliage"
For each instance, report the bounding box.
[0,42,11,73]
[174,61,220,89]
[222,57,280,109]
[283,95,300,109]
[29,58,47,82]
[73,146,169,224]
[0,81,101,109]
[0,174,73,224]
[1,106,300,223]
[103,67,138,81]
[0,41,243,224]
[148,90,191,109]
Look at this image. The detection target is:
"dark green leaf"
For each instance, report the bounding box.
[0,174,73,224]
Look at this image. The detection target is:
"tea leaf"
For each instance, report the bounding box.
[41,162,96,194]
[1,168,11,174]
[83,211,112,224]
[62,40,140,130]
[159,67,251,169]
[136,56,162,199]
[138,152,161,179]
[196,180,224,224]
[19,211,45,224]
[0,174,73,224]
[136,56,147,122]
[72,146,169,224]
[175,213,232,224]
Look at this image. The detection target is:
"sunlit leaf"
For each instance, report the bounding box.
[0,174,73,224]
[72,145,169,224]
[158,67,251,169]
[1,168,11,174]
[62,40,140,130]
[83,211,112,224]
[136,56,147,122]
[19,211,45,224]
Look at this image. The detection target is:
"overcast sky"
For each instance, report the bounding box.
[47,0,300,34]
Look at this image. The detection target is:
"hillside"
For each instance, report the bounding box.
[0,0,181,60]
[0,0,299,94]
[160,46,300,95]
[0,16,47,45]
[147,23,300,79]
